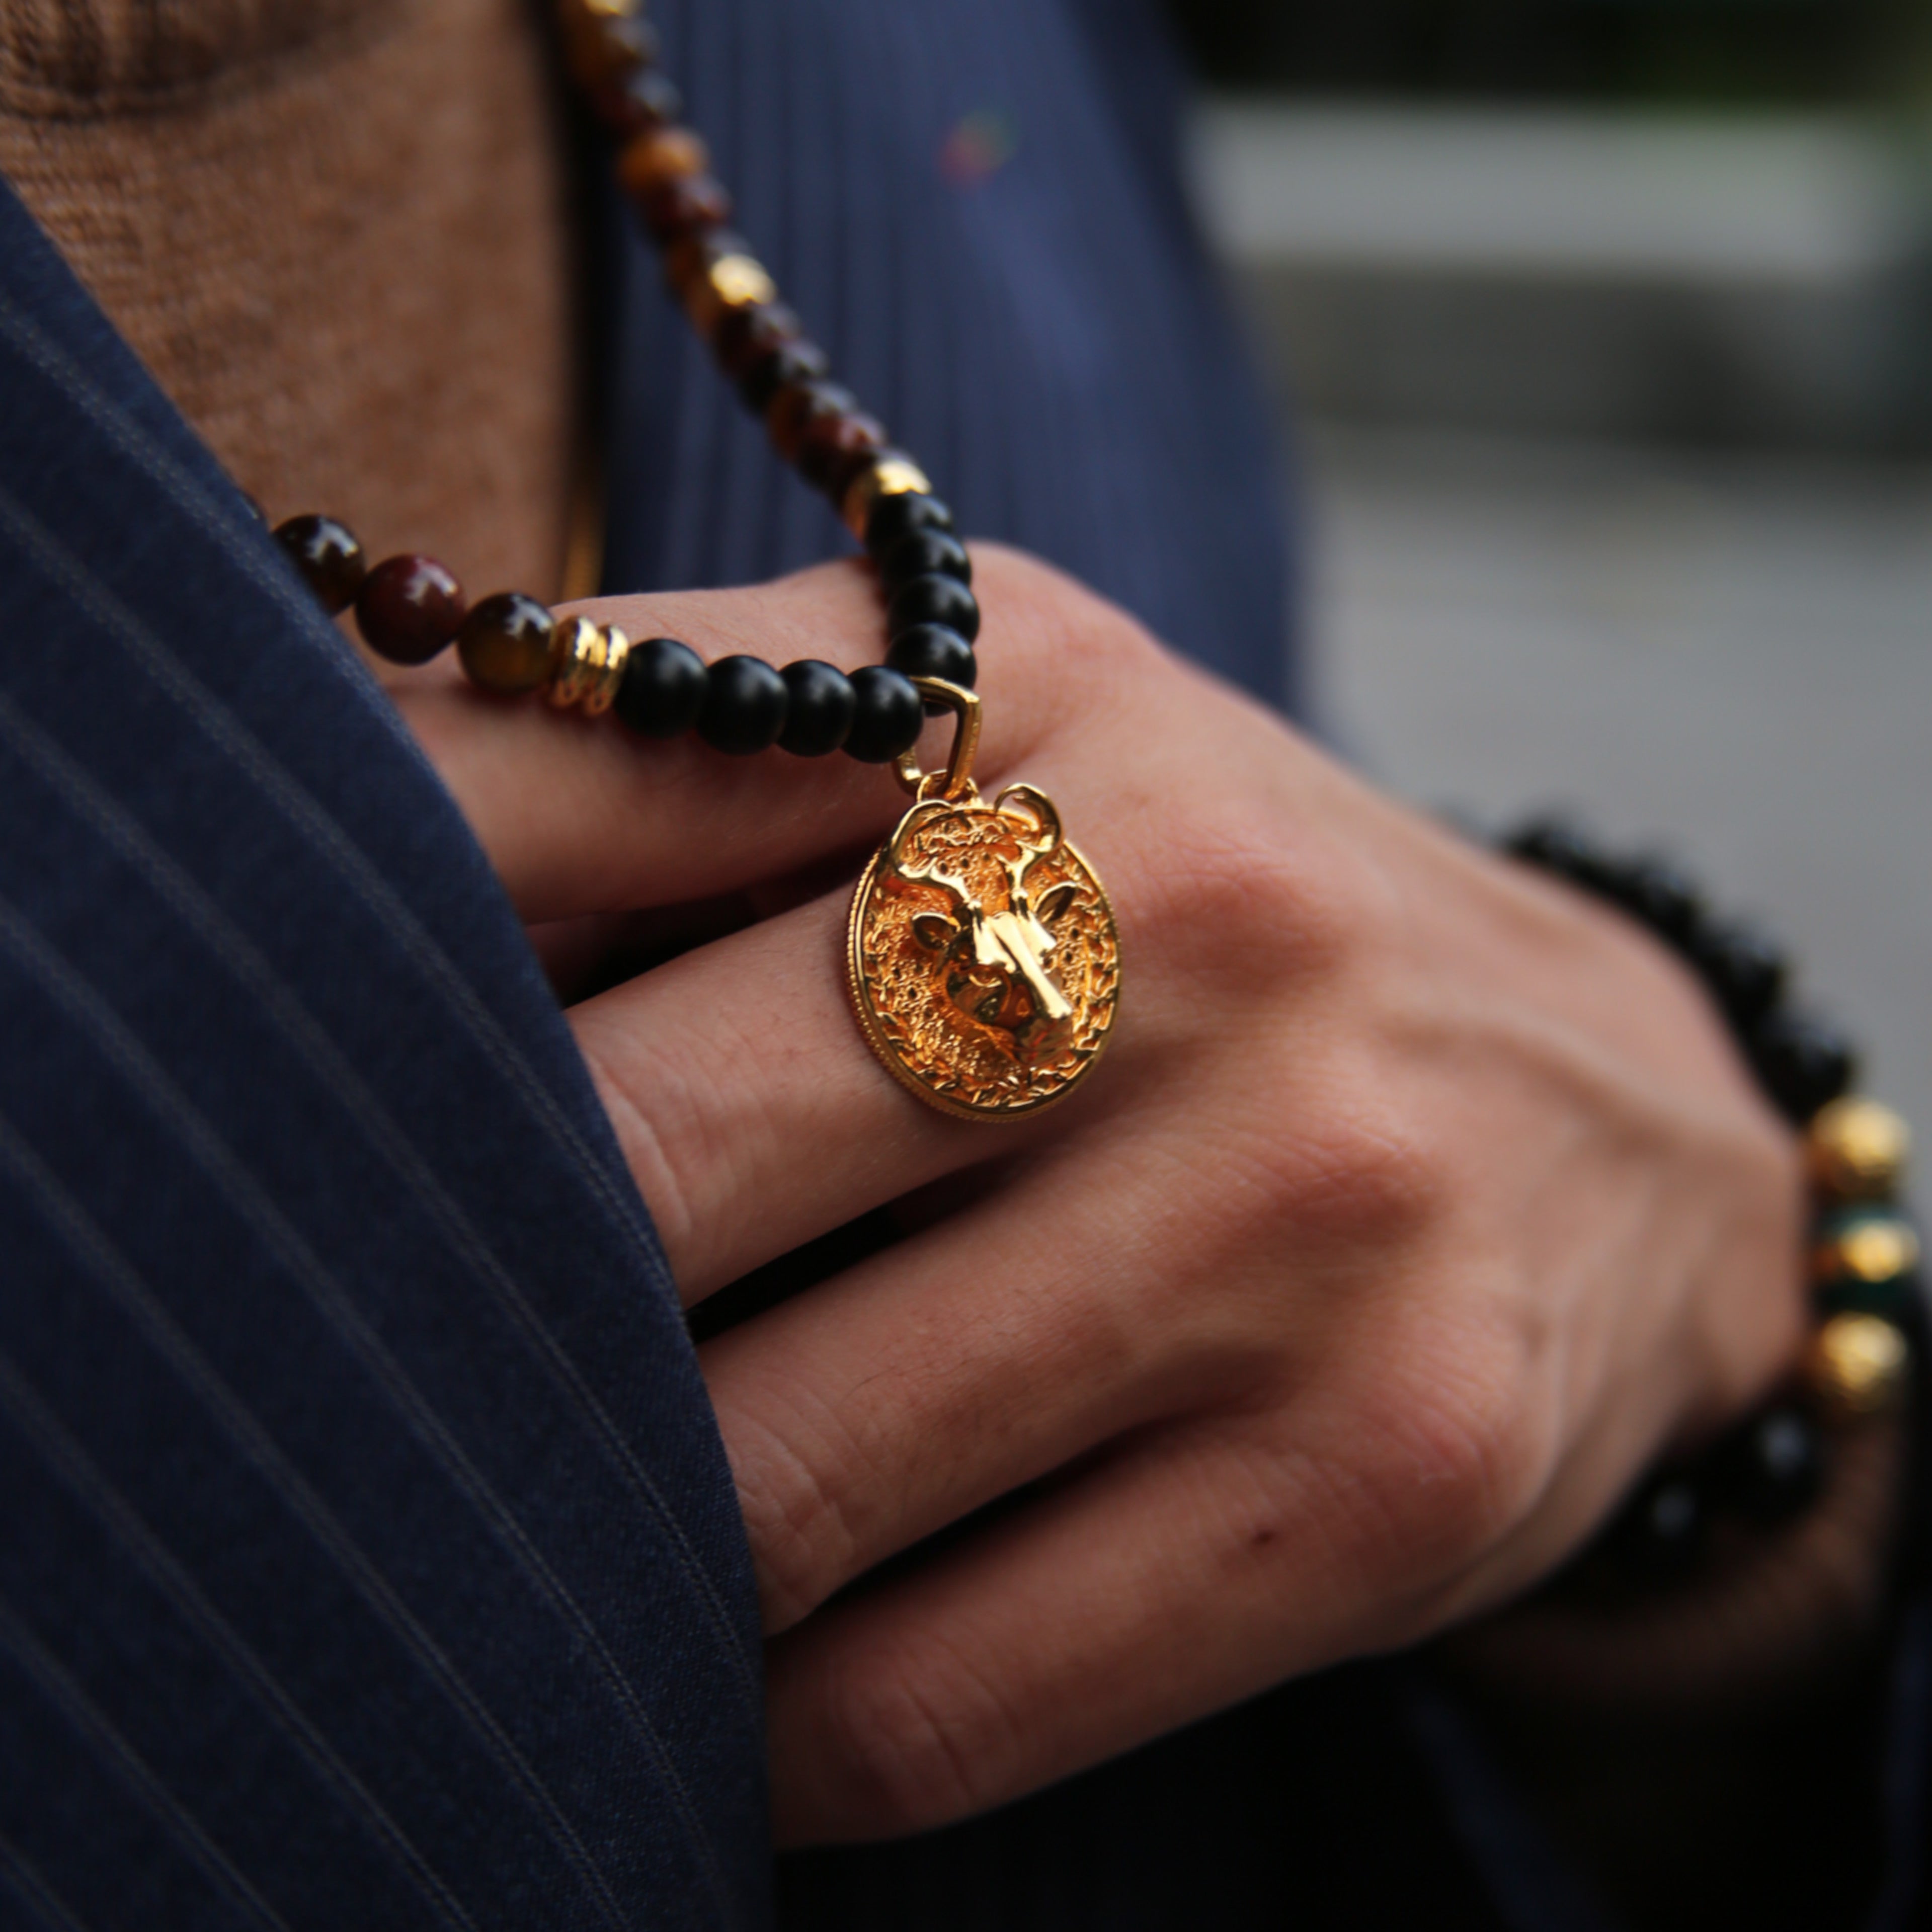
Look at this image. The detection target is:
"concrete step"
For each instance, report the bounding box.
[1190,101,1932,448]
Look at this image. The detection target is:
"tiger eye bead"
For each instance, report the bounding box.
[456,591,555,695]
[273,513,366,614]
[843,666,924,764]
[563,9,658,88]
[738,339,831,415]
[698,655,788,755]
[888,572,980,643]
[767,381,856,464]
[591,67,684,139]
[777,660,857,757]
[798,408,887,496]
[355,553,466,665]
[713,302,801,380]
[640,173,733,245]
[617,126,709,199]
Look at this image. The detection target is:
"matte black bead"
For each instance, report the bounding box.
[1609,1473,1706,1581]
[1751,1011,1857,1124]
[615,635,709,739]
[1716,1406,1826,1526]
[1688,918,1788,1026]
[698,654,788,755]
[864,491,954,557]
[881,529,972,592]
[273,513,367,614]
[1504,816,1615,893]
[777,660,856,757]
[843,666,925,763]
[738,339,831,415]
[1607,855,1705,948]
[887,623,977,693]
[888,573,980,644]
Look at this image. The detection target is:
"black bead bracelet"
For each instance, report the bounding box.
[271,488,980,767]
[1504,816,1920,1581]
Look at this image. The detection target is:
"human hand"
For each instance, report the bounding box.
[395,545,1805,1844]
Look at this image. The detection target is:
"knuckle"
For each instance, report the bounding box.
[1321,1315,1552,1604]
[721,1398,867,1634]
[808,1633,1013,1837]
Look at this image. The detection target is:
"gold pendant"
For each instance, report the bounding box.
[847,679,1120,1120]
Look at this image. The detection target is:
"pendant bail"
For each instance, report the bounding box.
[894,678,982,801]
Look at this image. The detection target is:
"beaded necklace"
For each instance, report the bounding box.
[270,0,1120,1122]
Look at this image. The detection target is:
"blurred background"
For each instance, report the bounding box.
[1166,0,1932,1140]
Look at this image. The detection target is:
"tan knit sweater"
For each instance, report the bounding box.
[0,0,576,597]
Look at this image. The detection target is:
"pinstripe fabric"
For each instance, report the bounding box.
[0,181,766,1929]
[600,0,1298,716]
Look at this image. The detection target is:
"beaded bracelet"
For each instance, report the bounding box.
[1505,819,1919,1576]
[262,0,1122,1124]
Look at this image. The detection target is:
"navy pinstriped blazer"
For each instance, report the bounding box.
[3,1,1926,1927]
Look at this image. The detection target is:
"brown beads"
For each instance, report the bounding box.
[798,407,886,496]
[355,554,467,665]
[618,126,709,198]
[562,6,658,87]
[457,592,555,695]
[767,381,855,464]
[638,173,733,245]
[273,514,366,614]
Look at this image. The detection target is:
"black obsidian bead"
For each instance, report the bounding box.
[864,491,954,557]
[274,513,367,614]
[888,573,980,644]
[1717,1406,1826,1526]
[614,635,709,739]
[1606,855,1704,948]
[881,529,972,592]
[698,654,788,755]
[1504,816,1613,893]
[1688,918,1788,1026]
[777,660,856,756]
[887,623,977,692]
[843,666,925,763]
[1751,1011,1857,1124]
[1609,1473,1706,1581]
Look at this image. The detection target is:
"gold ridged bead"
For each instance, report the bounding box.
[1808,1097,1911,1202]
[547,614,605,710]
[684,252,778,336]
[1805,1312,1911,1420]
[1814,1215,1921,1286]
[583,625,630,717]
[841,453,933,539]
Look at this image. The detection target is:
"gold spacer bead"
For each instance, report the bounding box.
[583,625,630,717]
[1814,1215,1921,1286]
[841,453,934,539]
[546,613,606,710]
[1805,1312,1911,1421]
[684,252,778,336]
[1808,1096,1911,1201]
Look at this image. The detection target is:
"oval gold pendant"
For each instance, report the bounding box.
[848,777,1120,1121]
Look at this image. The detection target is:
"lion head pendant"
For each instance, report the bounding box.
[847,781,1121,1120]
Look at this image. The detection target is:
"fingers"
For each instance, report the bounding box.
[396,560,900,923]
[759,1416,1412,1845]
[569,884,998,1302]
[392,545,1111,926]
[697,1114,1291,1634]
